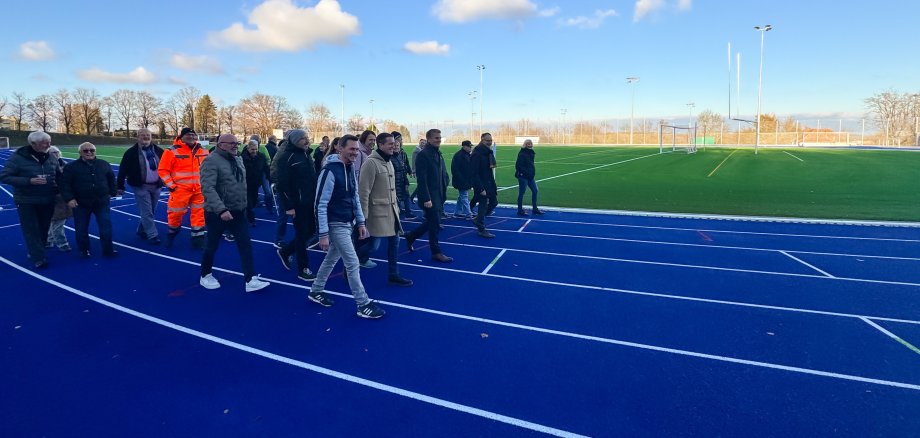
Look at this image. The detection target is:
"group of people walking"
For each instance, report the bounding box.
[2,127,546,320]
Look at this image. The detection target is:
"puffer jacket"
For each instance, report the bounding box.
[275,142,317,211]
[515,147,536,179]
[200,148,248,214]
[61,158,116,206]
[0,145,60,204]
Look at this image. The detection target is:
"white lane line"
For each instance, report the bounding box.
[17,235,920,393]
[482,249,507,274]
[0,255,586,438]
[517,220,532,233]
[780,251,836,278]
[860,317,920,356]
[0,184,14,198]
[783,151,805,162]
[497,152,663,192]
[0,223,20,229]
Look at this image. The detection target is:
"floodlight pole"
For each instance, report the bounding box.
[686,102,695,128]
[754,24,772,155]
[339,84,345,136]
[468,91,477,139]
[561,109,568,145]
[626,77,639,145]
[369,99,375,128]
[477,65,485,138]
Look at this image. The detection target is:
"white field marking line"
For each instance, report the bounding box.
[0,223,20,229]
[408,218,920,262]
[0,256,585,438]
[516,219,532,233]
[0,184,13,198]
[482,249,507,274]
[29,236,920,393]
[860,317,920,356]
[783,151,805,162]
[779,251,836,278]
[485,215,920,243]
[496,152,663,192]
[494,148,628,170]
[97,208,920,319]
[707,149,738,178]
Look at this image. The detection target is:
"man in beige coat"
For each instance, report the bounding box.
[357,132,413,287]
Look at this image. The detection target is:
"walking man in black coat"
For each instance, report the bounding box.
[61,142,118,258]
[405,129,453,262]
[471,133,498,238]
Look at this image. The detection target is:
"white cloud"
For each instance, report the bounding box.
[538,7,560,17]
[19,41,56,61]
[167,76,188,86]
[404,40,450,56]
[169,53,224,74]
[561,9,617,29]
[433,0,538,23]
[209,0,359,52]
[634,0,664,21]
[77,67,157,84]
[677,0,692,10]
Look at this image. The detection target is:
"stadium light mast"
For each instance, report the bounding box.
[754,24,772,155]
[339,84,345,136]
[369,99,375,128]
[477,65,485,138]
[626,76,640,145]
[687,102,695,128]
[561,108,568,145]
[468,91,477,139]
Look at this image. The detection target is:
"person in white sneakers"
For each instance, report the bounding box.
[198,133,270,293]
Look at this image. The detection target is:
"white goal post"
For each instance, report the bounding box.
[658,124,698,153]
[0,137,9,149]
[515,136,540,145]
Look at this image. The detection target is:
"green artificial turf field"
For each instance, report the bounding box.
[55,144,920,221]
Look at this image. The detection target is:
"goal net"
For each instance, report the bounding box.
[658,124,698,153]
[0,137,9,149]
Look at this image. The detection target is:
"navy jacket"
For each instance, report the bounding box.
[61,158,116,206]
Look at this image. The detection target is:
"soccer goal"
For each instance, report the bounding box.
[658,124,698,153]
[0,137,9,149]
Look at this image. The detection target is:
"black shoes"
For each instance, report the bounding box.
[532,208,545,215]
[432,253,453,263]
[388,276,414,287]
[33,260,48,269]
[103,249,119,258]
[80,250,91,258]
[478,230,495,238]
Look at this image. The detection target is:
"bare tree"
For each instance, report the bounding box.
[73,88,101,135]
[162,96,183,136]
[281,107,303,130]
[11,92,29,131]
[28,94,54,131]
[51,89,75,134]
[100,97,115,135]
[696,110,724,136]
[306,103,335,135]
[221,105,236,134]
[174,86,201,130]
[237,93,291,138]
[347,113,365,133]
[0,96,8,118]
[136,90,162,128]
[109,89,138,136]
[865,90,916,145]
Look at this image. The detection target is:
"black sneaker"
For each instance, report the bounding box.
[277,248,292,270]
[532,208,545,215]
[224,233,235,242]
[80,250,91,258]
[388,276,414,287]
[517,209,528,216]
[308,291,334,307]
[103,249,119,258]
[148,236,161,245]
[33,260,48,269]
[298,268,317,282]
[356,301,386,319]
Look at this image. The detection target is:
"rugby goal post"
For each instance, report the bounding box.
[658,124,698,153]
[0,137,9,149]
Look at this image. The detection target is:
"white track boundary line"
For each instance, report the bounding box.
[0,223,21,229]
[860,317,920,356]
[482,249,507,274]
[12,236,920,393]
[780,251,836,278]
[516,219,532,233]
[497,152,663,192]
[0,255,585,438]
[783,151,805,162]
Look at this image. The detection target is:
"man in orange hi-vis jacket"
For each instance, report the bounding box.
[158,127,209,249]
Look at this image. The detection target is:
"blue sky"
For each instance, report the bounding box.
[3,0,918,128]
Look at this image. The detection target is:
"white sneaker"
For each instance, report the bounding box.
[200,274,221,290]
[245,275,270,293]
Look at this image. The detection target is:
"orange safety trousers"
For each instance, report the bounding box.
[166,185,205,229]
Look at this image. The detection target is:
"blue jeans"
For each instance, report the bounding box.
[73,199,113,254]
[260,176,274,211]
[517,177,539,209]
[311,222,371,307]
[455,189,471,216]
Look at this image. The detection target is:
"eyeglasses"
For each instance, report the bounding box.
[220,142,242,146]
[80,149,96,153]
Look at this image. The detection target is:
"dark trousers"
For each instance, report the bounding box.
[260,176,274,211]
[246,181,260,225]
[73,200,114,254]
[16,202,54,262]
[406,204,441,255]
[356,229,401,277]
[280,205,314,272]
[201,210,255,283]
[272,186,288,242]
[472,191,498,231]
[397,185,412,214]
[516,177,539,209]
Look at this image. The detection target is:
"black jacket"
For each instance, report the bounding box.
[451,148,473,191]
[241,149,270,188]
[515,147,536,180]
[265,140,278,160]
[61,158,116,205]
[414,144,445,206]
[117,143,164,190]
[275,143,317,210]
[313,147,326,175]
[470,144,497,194]
[0,145,60,204]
